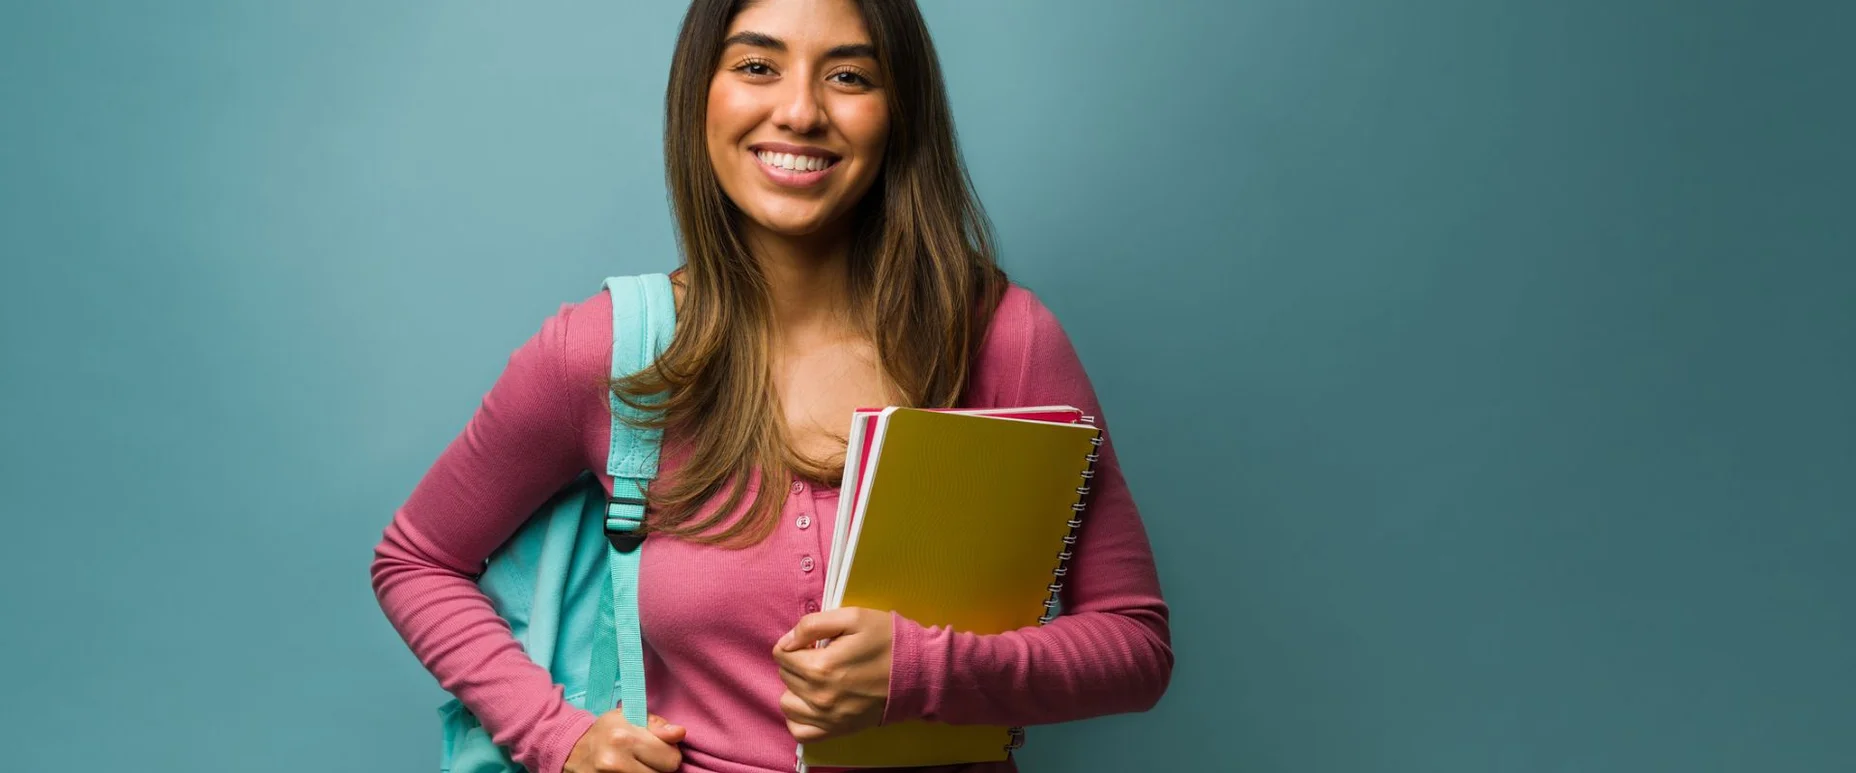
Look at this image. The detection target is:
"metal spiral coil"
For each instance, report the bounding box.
[1008,418,1104,756]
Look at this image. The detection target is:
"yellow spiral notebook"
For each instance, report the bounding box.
[799,406,1104,770]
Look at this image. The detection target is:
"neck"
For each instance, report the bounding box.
[742,220,856,342]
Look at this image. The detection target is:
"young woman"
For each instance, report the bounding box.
[370,1,1172,771]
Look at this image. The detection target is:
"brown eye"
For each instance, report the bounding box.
[735,59,776,77]
[829,70,872,87]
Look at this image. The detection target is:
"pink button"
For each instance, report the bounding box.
[796,514,811,530]
[800,555,815,573]
[791,480,805,495]
[804,599,820,613]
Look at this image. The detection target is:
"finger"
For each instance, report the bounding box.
[646,714,686,744]
[774,646,826,689]
[777,653,846,713]
[770,640,799,669]
[780,688,830,726]
[788,717,832,743]
[628,728,684,773]
[782,609,858,650]
[612,757,655,773]
[775,657,808,695]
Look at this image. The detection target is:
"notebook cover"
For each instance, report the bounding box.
[833,406,1084,593]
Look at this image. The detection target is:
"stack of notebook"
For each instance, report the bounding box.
[798,406,1105,771]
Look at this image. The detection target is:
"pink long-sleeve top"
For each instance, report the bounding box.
[369,282,1172,773]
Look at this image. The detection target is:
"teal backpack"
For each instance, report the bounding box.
[438,274,675,772]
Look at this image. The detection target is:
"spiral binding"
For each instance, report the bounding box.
[1007,415,1103,753]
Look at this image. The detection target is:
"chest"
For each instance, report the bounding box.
[773,336,896,464]
[635,481,842,656]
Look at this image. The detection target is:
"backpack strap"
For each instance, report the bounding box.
[585,273,675,727]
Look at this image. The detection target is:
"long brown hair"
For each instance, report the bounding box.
[610,0,1008,548]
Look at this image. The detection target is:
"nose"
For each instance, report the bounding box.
[771,78,827,136]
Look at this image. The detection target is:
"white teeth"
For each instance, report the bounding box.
[757,150,832,172]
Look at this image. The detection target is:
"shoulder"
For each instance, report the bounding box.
[986,282,1058,344]
[549,286,615,391]
[981,282,1080,363]
[505,286,614,442]
[970,282,1087,406]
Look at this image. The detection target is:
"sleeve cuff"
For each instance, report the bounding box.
[534,709,600,773]
[881,611,941,724]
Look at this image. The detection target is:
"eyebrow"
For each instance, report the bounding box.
[721,31,876,60]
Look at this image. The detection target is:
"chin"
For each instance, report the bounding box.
[741,203,839,237]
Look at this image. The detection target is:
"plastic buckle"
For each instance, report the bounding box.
[605,495,648,553]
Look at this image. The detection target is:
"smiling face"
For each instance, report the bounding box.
[706,0,890,241]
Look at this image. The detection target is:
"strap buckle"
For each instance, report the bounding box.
[605,495,648,553]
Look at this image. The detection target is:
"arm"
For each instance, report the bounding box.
[882,292,1174,727]
[368,299,602,773]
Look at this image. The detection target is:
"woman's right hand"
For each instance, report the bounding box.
[563,710,686,773]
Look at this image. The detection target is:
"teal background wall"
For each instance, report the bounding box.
[2,1,1850,770]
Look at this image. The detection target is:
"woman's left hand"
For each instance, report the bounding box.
[772,606,893,742]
